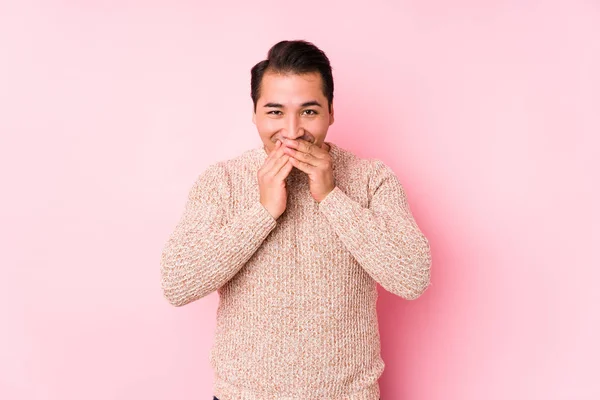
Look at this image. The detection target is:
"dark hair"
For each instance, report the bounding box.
[251,40,334,113]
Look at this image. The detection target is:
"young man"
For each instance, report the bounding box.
[160,40,431,400]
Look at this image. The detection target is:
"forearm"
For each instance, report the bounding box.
[319,186,431,300]
[160,200,276,306]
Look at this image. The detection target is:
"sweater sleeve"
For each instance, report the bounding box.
[160,163,277,307]
[317,159,432,300]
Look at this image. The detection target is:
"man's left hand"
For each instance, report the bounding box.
[282,138,335,203]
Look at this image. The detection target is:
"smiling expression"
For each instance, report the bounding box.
[252,70,335,155]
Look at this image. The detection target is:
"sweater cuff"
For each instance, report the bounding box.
[247,200,277,236]
[318,186,361,224]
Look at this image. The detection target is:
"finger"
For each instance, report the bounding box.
[269,153,289,176]
[283,146,320,167]
[274,155,293,180]
[266,140,281,162]
[265,147,290,176]
[284,138,326,159]
[288,156,315,175]
[263,140,286,170]
[276,157,293,180]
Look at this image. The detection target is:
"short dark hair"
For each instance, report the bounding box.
[251,40,334,113]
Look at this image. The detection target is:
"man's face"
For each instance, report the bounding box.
[252,70,334,154]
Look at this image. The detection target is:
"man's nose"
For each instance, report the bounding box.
[281,115,304,140]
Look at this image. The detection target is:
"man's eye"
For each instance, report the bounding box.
[267,111,282,115]
[302,109,317,115]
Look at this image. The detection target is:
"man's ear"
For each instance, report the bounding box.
[329,101,335,126]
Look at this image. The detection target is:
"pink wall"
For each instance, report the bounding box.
[1,1,599,399]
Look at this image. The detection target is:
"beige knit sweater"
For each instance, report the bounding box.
[160,141,432,400]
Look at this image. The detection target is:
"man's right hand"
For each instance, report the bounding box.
[258,140,294,220]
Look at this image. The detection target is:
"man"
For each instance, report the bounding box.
[160,40,432,400]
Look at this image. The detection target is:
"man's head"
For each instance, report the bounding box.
[251,40,334,154]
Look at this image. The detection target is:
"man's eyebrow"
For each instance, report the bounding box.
[262,101,323,108]
[300,101,323,108]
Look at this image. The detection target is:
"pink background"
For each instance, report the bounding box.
[1,1,599,399]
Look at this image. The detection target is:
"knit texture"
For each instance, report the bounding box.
[160,141,432,399]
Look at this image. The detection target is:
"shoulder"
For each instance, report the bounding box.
[329,142,371,177]
[219,146,261,178]
[188,161,228,200]
[369,158,398,180]
[191,147,260,194]
[331,143,396,182]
